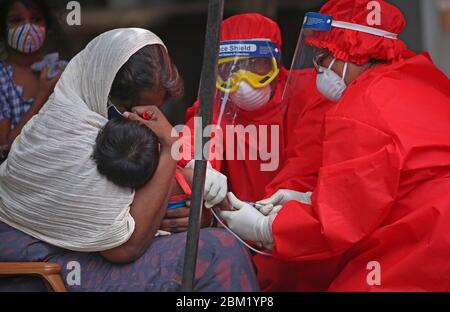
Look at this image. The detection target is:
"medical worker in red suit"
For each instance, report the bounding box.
[180,13,329,206]
[167,14,331,237]
[253,73,339,291]
[220,0,450,291]
[178,14,334,291]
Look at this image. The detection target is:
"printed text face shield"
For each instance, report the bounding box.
[214,39,281,124]
[217,39,281,93]
[282,12,334,103]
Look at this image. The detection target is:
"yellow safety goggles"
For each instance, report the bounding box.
[216,57,280,93]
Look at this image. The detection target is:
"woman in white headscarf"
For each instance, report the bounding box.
[0,28,259,292]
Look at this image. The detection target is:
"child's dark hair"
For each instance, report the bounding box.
[93,118,160,189]
[0,0,56,49]
[110,44,184,109]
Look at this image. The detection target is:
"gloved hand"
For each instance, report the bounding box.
[185,160,228,208]
[203,168,228,208]
[257,189,312,215]
[258,204,283,216]
[220,193,273,245]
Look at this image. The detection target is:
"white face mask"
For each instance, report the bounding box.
[316,57,348,102]
[230,81,272,111]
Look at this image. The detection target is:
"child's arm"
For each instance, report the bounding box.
[160,167,227,233]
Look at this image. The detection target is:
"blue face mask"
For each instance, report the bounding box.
[107,99,125,120]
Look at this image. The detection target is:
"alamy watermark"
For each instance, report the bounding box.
[171,118,281,172]
[367,1,382,26]
[366,261,382,286]
[66,261,81,286]
[66,1,82,26]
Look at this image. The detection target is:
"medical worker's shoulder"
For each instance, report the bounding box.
[329,54,450,154]
[332,55,446,127]
[327,68,387,129]
[363,54,450,119]
[365,54,449,97]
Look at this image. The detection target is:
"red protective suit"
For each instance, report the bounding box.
[255,70,338,292]
[265,71,335,195]
[183,67,337,291]
[267,53,450,291]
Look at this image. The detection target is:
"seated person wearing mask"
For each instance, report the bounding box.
[179,13,335,291]
[0,0,66,157]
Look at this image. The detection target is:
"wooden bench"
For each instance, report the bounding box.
[0,262,67,292]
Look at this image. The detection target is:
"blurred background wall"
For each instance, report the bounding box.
[5,0,449,124]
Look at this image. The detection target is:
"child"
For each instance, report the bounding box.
[93,118,214,232]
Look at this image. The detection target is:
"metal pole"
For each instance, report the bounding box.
[181,0,224,292]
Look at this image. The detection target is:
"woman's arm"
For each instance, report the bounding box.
[100,146,176,263]
[100,107,177,264]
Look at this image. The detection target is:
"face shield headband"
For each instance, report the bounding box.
[303,12,398,39]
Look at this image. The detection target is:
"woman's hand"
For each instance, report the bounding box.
[124,106,177,149]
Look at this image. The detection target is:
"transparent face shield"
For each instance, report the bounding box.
[282,12,334,104]
[213,39,281,125]
[283,12,400,103]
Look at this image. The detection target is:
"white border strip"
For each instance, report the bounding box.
[332,20,398,39]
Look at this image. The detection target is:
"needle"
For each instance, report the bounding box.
[246,202,264,210]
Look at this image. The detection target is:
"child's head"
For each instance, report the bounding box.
[93,118,160,189]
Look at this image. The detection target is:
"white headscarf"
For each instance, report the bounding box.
[0,28,166,252]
